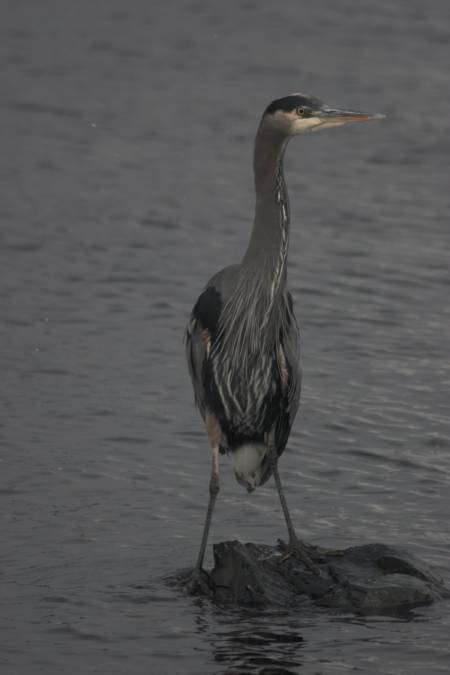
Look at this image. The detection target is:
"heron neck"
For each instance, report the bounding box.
[216,125,291,360]
[242,124,290,295]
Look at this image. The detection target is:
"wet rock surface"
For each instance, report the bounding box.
[181,541,449,613]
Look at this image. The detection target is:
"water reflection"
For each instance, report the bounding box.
[197,609,305,674]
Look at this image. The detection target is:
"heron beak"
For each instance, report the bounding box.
[318,106,386,125]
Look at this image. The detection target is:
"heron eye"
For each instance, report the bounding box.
[296,107,305,117]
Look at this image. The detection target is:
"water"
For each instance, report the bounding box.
[1,1,450,673]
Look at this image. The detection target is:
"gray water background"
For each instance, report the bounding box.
[1,1,450,673]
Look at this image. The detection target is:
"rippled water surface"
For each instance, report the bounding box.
[1,1,450,673]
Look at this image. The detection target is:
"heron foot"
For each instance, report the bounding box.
[313,545,345,559]
[186,567,210,595]
[278,537,321,576]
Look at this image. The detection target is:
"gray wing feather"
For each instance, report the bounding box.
[185,264,240,421]
[185,317,207,420]
[274,306,301,454]
[283,295,302,419]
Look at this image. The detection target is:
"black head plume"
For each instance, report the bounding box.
[264,94,323,116]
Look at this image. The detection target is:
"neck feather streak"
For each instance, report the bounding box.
[215,125,292,368]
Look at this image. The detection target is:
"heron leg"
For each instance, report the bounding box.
[194,415,221,574]
[268,443,320,575]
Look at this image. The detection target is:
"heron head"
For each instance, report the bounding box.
[262,93,385,136]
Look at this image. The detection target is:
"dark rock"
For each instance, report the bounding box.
[179,540,449,614]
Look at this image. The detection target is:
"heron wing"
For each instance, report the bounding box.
[185,317,207,419]
[185,284,224,420]
[258,292,301,485]
[275,294,301,453]
[185,265,240,420]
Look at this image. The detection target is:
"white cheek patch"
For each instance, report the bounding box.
[294,117,323,133]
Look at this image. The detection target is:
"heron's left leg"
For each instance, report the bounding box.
[193,414,221,574]
[267,440,320,575]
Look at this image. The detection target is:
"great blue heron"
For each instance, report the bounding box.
[186,93,383,583]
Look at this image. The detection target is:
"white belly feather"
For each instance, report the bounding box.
[231,443,267,491]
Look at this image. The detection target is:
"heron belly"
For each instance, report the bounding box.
[231,443,267,492]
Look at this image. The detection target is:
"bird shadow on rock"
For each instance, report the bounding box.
[172,539,449,615]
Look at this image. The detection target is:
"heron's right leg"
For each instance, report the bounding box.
[193,414,221,574]
[267,441,320,575]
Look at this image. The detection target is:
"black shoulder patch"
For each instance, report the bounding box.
[192,286,223,338]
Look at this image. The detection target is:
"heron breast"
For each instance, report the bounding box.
[209,354,279,437]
